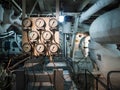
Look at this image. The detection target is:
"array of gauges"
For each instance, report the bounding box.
[42,31,52,40]
[28,31,39,42]
[36,44,45,53]
[22,43,31,53]
[22,17,59,55]
[49,44,59,53]
[49,18,58,28]
[22,18,32,30]
[35,18,45,28]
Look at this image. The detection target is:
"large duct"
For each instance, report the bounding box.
[90,8,120,44]
[79,0,114,23]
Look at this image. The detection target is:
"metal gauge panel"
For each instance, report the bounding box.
[22,43,31,52]
[42,31,52,40]
[49,44,59,53]
[49,18,58,28]
[36,44,45,53]
[35,18,45,28]
[22,18,32,27]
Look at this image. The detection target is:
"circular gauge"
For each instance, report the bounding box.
[42,31,52,40]
[22,18,32,27]
[35,18,45,28]
[22,43,31,52]
[49,18,58,28]
[36,44,45,53]
[28,31,38,41]
[49,44,59,53]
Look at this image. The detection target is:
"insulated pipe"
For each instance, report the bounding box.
[0,4,4,22]
[90,8,120,44]
[79,0,114,23]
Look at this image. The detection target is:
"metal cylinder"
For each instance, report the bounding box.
[90,8,120,44]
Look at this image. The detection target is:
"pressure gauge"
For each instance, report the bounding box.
[36,44,45,53]
[22,18,32,27]
[49,18,58,28]
[35,18,45,28]
[42,31,52,40]
[28,31,38,41]
[49,44,59,53]
[22,43,31,52]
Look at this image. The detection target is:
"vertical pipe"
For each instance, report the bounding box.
[22,0,26,19]
[22,0,26,45]
[56,0,59,20]
[71,16,79,57]
[64,33,67,57]
[0,4,4,22]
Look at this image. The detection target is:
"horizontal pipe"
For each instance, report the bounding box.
[79,0,114,23]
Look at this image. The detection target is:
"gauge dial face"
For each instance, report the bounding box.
[42,31,52,40]
[49,44,58,53]
[49,18,58,28]
[29,31,38,41]
[22,43,31,52]
[35,18,45,28]
[36,44,45,53]
[22,18,32,27]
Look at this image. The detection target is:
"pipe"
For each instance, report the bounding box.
[90,8,120,44]
[12,0,22,12]
[29,0,38,17]
[79,0,114,23]
[0,4,4,22]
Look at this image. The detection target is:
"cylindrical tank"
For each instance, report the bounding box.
[90,8,120,44]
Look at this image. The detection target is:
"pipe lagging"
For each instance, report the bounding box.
[90,8,120,44]
[79,0,114,23]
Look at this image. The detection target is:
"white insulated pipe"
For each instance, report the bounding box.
[79,0,114,23]
[0,4,4,22]
[90,8,120,44]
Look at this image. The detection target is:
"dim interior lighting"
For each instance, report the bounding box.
[59,15,64,22]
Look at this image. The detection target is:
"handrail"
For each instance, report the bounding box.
[107,71,120,90]
[85,69,108,90]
